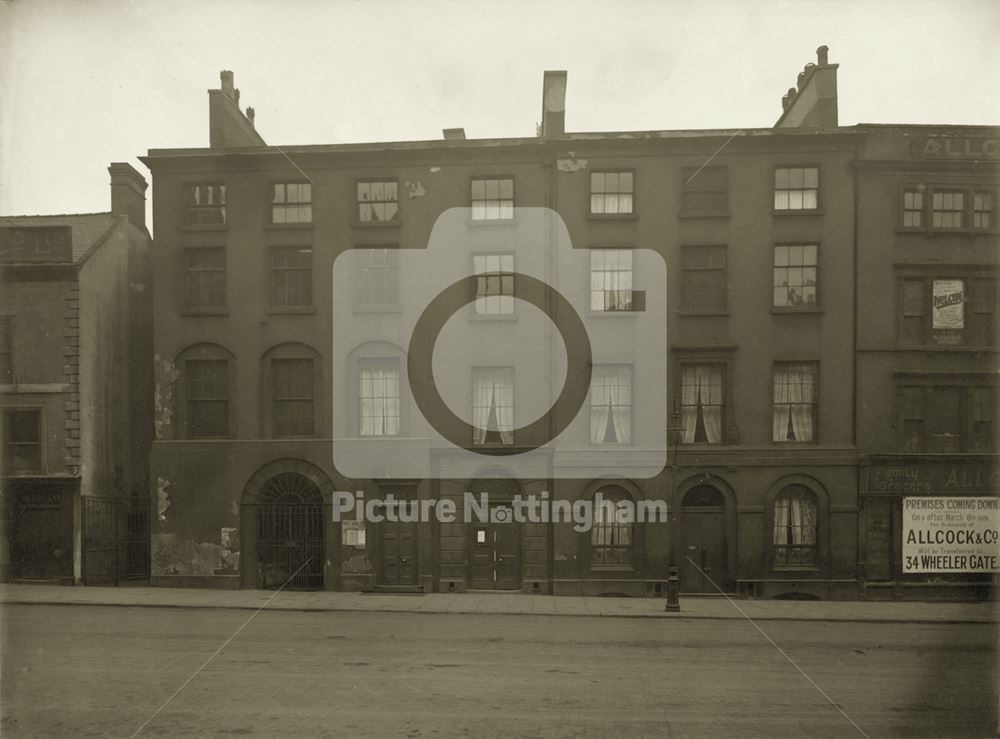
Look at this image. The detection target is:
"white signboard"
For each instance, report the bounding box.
[903,497,1000,573]
[932,279,965,330]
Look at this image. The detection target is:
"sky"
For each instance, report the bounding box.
[1,0,998,231]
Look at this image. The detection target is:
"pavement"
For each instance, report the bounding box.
[1,583,996,623]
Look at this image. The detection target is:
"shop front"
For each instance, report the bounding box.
[860,455,998,601]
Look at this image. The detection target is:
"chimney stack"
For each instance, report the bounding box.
[108,162,147,230]
[541,70,567,137]
[775,46,838,128]
[442,127,466,140]
[209,70,266,148]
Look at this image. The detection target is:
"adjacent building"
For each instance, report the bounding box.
[855,124,999,600]
[0,164,154,584]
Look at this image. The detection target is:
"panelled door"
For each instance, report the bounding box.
[378,486,418,586]
[680,485,728,594]
[470,518,521,590]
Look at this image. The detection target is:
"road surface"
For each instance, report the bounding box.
[1,604,996,737]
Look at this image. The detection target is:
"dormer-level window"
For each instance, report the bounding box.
[184,183,226,226]
[773,167,818,211]
[272,183,312,224]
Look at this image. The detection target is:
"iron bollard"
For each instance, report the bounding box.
[664,566,680,612]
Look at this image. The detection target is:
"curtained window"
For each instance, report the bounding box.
[357,181,399,223]
[590,366,632,444]
[471,178,514,221]
[472,367,514,445]
[473,254,515,315]
[773,167,818,211]
[680,364,724,444]
[272,182,312,224]
[773,486,818,566]
[591,487,634,567]
[590,171,634,215]
[772,363,817,442]
[590,249,634,311]
[359,359,400,437]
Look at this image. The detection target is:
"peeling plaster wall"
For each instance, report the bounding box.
[152,532,239,576]
[153,354,179,440]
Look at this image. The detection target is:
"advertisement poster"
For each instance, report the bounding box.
[931,279,965,330]
[903,497,1000,573]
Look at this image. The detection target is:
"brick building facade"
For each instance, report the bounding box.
[0,164,153,583]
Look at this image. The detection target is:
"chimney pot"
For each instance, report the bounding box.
[220,70,235,100]
[817,45,829,65]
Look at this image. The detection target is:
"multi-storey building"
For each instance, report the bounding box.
[0,164,153,584]
[856,124,999,600]
[144,50,868,599]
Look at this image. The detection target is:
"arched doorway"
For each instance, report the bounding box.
[680,485,727,594]
[243,465,327,591]
[468,477,521,590]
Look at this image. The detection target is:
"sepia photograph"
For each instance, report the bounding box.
[0,0,998,736]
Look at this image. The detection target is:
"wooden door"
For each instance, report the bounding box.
[469,520,521,590]
[680,510,727,593]
[380,518,417,586]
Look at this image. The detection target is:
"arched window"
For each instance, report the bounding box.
[175,344,234,439]
[262,343,322,438]
[773,485,818,566]
[591,486,634,567]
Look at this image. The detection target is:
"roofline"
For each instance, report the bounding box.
[0,210,112,220]
[73,216,122,266]
[141,126,863,162]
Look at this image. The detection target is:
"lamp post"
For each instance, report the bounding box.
[665,400,684,612]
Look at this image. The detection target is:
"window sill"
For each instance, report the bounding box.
[678,211,730,220]
[587,212,638,221]
[468,313,518,322]
[587,310,640,318]
[678,309,730,317]
[266,223,314,231]
[771,209,824,217]
[896,227,997,236]
[180,224,228,232]
[896,343,994,351]
[772,565,820,573]
[771,306,822,315]
[353,305,402,314]
[267,306,316,315]
[590,565,636,573]
[352,220,401,229]
[466,218,518,227]
[181,308,230,317]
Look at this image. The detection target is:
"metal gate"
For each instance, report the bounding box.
[82,496,150,585]
[256,504,324,590]
[82,497,120,585]
[123,499,150,580]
